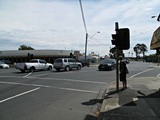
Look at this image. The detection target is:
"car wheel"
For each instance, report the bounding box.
[77,65,81,70]
[30,67,35,72]
[110,66,114,70]
[65,66,70,71]
[48,66,52,71]
[20,70,25,73]
[56,68,60,72]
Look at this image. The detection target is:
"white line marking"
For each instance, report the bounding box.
[129,68,153,78]
[32,73,49,77]
[0,75,106,84]
[157,73,160,78]
[0,81,98,94]
[0,87,40,104]
[29,77,106,84]
[23,72,32,78]
[55,87,98,94]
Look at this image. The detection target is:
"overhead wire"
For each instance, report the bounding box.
[79,0,88,33]
[88,36,111,47]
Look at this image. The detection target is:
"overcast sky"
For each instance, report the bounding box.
[0,0,159,57]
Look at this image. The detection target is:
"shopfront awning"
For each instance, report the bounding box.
[150,26,160,50]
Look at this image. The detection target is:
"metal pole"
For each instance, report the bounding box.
[85,33,88,62]
[115,22,119,93]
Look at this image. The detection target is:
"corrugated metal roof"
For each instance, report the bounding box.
[0,50,73,57]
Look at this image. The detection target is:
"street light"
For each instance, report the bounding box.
[84,31,100,62]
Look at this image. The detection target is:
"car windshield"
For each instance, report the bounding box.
[101,59,115,64]
[0,61,5,64]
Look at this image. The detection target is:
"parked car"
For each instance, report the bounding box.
[98,59,116,71]
[54,58,82,71]
[16,59,53,72]
[0,61,9,69]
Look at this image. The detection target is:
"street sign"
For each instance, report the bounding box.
[150,26,160,49]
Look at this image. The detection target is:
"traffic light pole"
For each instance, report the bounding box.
[115,22,119,93]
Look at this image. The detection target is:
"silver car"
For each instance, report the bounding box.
[54,58,82,72]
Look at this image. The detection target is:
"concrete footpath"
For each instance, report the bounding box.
[98,69,160,119]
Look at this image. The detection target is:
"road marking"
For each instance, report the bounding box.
[23,72,32,78]
[157,73,160,78]
[129,68,153,78]
[29,76,106,84]
[0,81,98,94]
[0,75,106,84]
[54,87,99,94]
[31,73,49,77]
[0,87,40,104]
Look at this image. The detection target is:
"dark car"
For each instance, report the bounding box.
[98,59,116,71]
[79,61,90,67]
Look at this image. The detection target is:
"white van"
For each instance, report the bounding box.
[54,58,82,72]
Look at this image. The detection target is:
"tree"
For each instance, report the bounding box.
[109,47,124,58]
[109,47,116,58]
[18,45,34,50]
[133,44,141,59]
[140,44,148,59]
[133,43,147,60]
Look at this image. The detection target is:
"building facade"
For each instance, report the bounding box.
[0,50,78,64]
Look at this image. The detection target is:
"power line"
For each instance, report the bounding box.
[88,36,111,47]
[79,0,88,33]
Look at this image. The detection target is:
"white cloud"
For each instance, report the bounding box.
[0,0,159,56]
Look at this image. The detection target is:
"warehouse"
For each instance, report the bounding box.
[0,50,80,64]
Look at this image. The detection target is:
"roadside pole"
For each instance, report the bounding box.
[116,48,119,92]
[115,22,119,93]
[111,22,130,93]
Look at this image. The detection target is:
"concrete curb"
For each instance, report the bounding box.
[98,76,160,119]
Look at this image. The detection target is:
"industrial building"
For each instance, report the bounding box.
[0,50,80,64]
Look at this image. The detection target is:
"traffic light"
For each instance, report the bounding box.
[111,28,130,50]
[111,34,118,45]
[118,28,130,50]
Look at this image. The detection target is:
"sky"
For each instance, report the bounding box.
[0,0,159,57]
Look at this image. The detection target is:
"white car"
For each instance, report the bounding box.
[0,61,9,69]
[16,59,53,72]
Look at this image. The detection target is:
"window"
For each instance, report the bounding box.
[30,60,38,63]
[64,59,67,62]
[55,59,62,63]
[68,59,75,62]
[39,60,46,64]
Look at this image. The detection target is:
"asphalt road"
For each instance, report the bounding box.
[0,61,159,120]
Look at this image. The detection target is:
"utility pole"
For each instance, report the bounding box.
[85,33,88,62]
